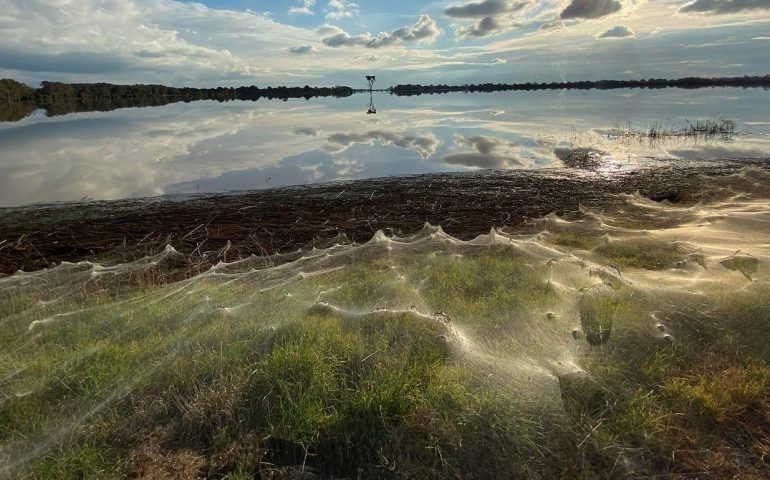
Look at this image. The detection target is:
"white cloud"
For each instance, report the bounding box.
[0,0,766,89]
[289,0,316,16]
[0,0,456,85]
[0,0,321,83]
[446,1,530,39]
[331,157,366,178]
[288,44,318,54]
[322,15,442,48]
[325,0,360,20]
[324,130,440,158]
[0,106,256,205]
[0,104,454,206]
[678,0,770,15]
[443,134,528,169]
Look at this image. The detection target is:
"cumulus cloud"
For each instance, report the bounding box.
[0,106,257,205]
[317,24,341,35]
[444,0,528,18]
[331,157,366,178]
[288,0,316,15]
[324,130,440,159]
[0,0,323,83]
[287,44,318,54]
[456,16,512,37]
[446,0,528,38]
[2,0,763,92]
[596,25,635,38]
[443,135,527,169]
[560,0,623,19]
[678,0,770,14]
[321,15,441,48]
[325,0,360,20]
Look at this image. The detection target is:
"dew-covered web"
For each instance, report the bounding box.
[1,167,769,477]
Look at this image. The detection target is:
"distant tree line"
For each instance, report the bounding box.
[389,75,770,96]
[35,81,354,102]
[4,74,770,121]
[0,79,35,102]
[0,80,36,121]
[0,79,354,121]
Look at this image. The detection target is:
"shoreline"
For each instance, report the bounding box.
[1,161,767,276]
[390,75,770,95]
[3,74,769,122]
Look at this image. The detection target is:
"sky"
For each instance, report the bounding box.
[0,0,769,87]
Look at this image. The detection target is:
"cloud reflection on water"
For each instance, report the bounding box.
[0,89,769,207]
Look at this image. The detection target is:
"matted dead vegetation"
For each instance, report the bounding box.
[1,161,763,278]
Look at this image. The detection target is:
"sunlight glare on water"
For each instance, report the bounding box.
[1,89,770,207]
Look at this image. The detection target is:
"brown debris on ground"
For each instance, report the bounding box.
[0,162,764,277]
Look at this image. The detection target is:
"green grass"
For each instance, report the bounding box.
[547,232,601,251]
[593,238,691,270]
[417,248,556,334]
[579,284,644,346]
[11,310,569,479]
[2,241,769,479]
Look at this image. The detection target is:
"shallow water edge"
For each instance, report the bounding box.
[1,161,768,276]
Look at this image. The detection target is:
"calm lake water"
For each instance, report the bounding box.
[1,88,769,207]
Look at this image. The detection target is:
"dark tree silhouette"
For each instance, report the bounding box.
[0,79,35,104]
[0,80,355,121]
[390,75,770,96]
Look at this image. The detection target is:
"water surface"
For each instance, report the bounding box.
[1,88,769,207]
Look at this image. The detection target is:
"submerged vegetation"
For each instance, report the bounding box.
[611,117,740,141]
[1,167,769,478]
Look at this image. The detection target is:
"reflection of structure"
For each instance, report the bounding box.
[367,90,377,115]
[365,75,377,114]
